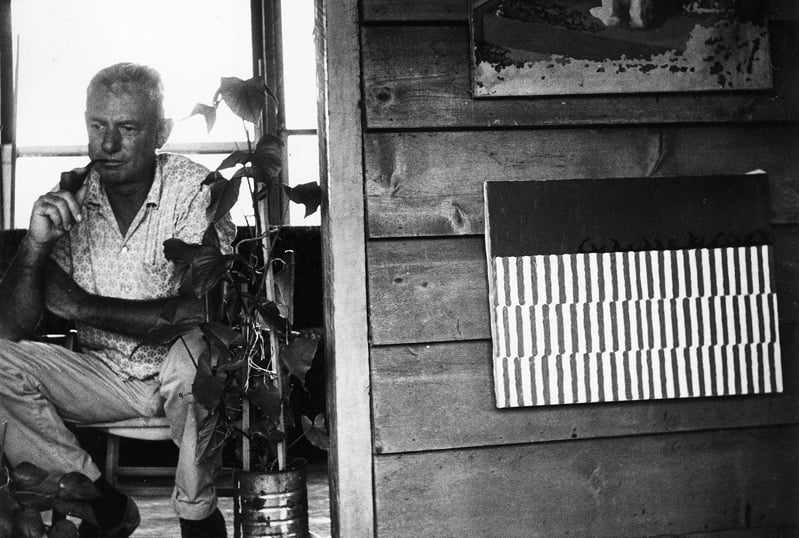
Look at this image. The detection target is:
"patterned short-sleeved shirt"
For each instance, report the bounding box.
[51,153,236,380]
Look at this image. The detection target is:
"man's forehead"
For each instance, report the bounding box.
[86,84,157,118]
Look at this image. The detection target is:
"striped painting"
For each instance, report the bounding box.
[484,175,782,408]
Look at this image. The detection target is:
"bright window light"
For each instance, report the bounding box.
[11,0,319,228]
[281,0,320,225]
[11,0,252,227]
[281,0,317,131]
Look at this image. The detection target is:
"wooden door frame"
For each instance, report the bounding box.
[316,0,375,536]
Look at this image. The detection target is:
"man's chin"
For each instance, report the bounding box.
[98,169,130,184]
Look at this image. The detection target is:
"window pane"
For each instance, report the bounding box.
[11,0,253,224]
[286,134,319,225]
[281,0,318,131]
[13,156,86,228]
[12,0,252,146]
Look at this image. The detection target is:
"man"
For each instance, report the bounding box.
[0,63,234,537]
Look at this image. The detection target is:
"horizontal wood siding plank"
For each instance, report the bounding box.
[368,225,799,345]
[361,25,799,128]
[371,329,799,453]
[363,0,467,22]
[373,426,799,538]
[362,0,798,22]
[365,126,799,238]
[368,237,489,344]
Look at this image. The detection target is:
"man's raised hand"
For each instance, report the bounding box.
[27,178,88,246]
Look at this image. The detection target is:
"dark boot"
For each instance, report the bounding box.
[78,477,140,537]
[179,507,227,538]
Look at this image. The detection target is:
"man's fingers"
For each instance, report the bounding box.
[74,182,89,208]
[44,191,83,226]
[34,194,73,232]
[53,189,84,223]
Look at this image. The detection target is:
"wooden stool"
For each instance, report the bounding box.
[78,417,173,487]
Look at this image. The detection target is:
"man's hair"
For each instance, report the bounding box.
[87,63,165,121]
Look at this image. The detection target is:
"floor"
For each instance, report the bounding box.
[121,464,331,537]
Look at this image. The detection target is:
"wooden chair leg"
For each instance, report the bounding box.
[105,435,119,486]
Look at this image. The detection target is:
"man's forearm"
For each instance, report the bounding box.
[0,237,51,341]
[72,293,203,339]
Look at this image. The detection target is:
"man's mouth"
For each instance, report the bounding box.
[98,160,125,169]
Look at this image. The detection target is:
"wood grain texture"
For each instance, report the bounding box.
[373,426,799,538]
[365,126,799,238]
[367,237,489,344]
[371,328,799,453]
[317,0,374,536]
[362,0,798,22]
[368,225,799,345]
[361,25,799,129]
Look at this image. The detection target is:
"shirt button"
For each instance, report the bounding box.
[121,246,129,254]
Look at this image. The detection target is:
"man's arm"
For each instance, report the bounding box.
[0,237,51,340]
[44,261,206,339]
[0,187,85,341]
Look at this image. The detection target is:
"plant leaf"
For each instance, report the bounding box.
[140,322,202,347]
[231,166,258,181]
[163,239,231,298]
[283,182,322,217]
[13,491,52,511]
[253,134,283,184]
[57,472,100,501]
[49,518,81,538]
[194,411,223,466]
[193,369,227,412]
[200,322,246,350]
[217,358,247,373]
[280,336,318,386]
[51,498,99,528]
[215,77,266,124]
[11,462,48,490]
[0,485,18,534]
[217,150,252,171]
[202,225,220,250]
[256,300,287,332]
[189,103,217,133]
[302,414,330,451]
[206,175,243,224]
[189,248,233,298]
[250,420,284,444]
[16,506,46,537]
[247,381,282,426]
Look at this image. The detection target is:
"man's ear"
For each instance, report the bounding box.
[156,118,174,149]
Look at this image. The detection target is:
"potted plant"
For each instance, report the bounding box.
[142,76,326,538]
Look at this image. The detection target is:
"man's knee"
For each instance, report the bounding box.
[160,332,206,386]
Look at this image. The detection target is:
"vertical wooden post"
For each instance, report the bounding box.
[0,0,15,229]
[316,0,374,537]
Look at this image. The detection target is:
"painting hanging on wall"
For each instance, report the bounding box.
[483,174,783,408]
[470,0,772,96]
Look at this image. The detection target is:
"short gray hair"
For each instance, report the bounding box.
[87,63,165,121]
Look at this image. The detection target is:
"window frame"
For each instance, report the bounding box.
[1,0,317,229]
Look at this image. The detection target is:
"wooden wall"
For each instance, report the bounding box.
[358,1,799,536]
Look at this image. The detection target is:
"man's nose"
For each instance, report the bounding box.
[101,129,121,154]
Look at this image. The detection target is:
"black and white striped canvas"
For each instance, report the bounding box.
[484,176,782,408]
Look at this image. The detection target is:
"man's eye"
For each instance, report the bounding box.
[90,123,103,131]
[120,125,138,134]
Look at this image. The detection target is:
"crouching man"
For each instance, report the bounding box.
[0,63,234,538]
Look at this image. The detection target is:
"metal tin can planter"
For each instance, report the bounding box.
[234,459,309,537]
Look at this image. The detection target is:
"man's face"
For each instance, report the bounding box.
[85,83,169,186]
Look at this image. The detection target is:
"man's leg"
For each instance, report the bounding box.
[0,339,159,481]
[158,333,220,522]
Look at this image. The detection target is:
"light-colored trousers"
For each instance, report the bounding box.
[0,334,216,520]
